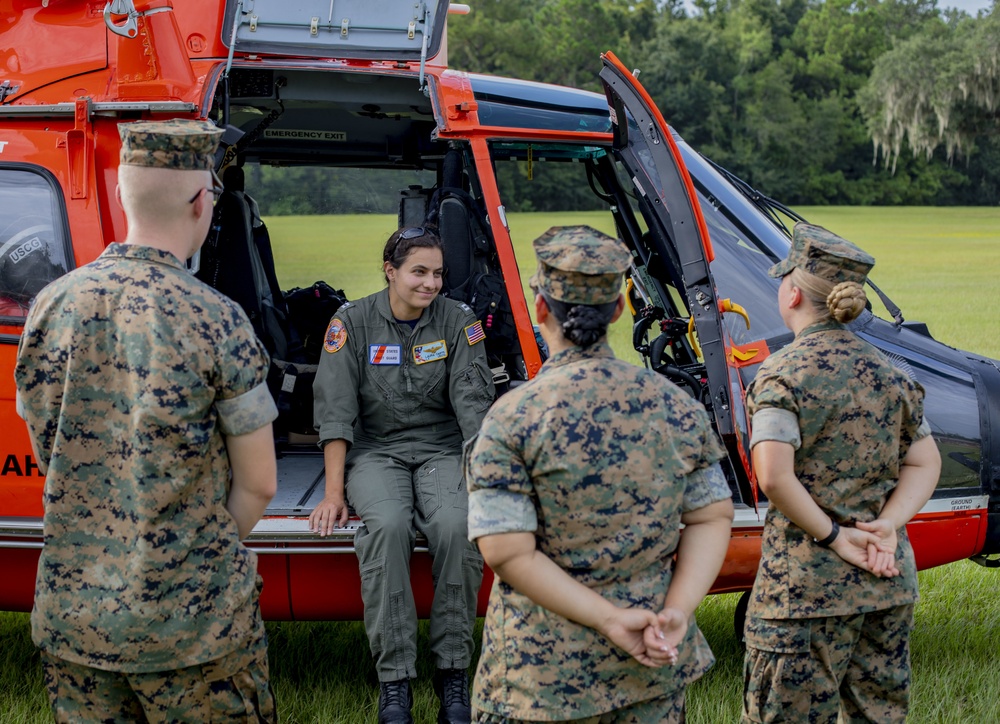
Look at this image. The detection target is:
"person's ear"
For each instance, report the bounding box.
[383,261,395,281]
[610,293,626,323]
[787,284,803,309]
[534,293,549,324]
[190,187,211,220]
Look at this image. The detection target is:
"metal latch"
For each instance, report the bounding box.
[341,18,349,37]
[103,0,139,38]
[310,16,319,36]
[0,80,20,103]
[249,13,257,32]
[408,20,415,39]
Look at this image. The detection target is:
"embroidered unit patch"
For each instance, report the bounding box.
[369,344,402,365]
[465,320,486,346]
[413,340,448,364]
[323,319,347,353]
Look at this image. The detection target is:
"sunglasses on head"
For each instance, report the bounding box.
[398,226,426,240]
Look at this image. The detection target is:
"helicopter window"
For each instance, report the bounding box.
[471,76,612,134]
[0,167,71,323]
[697,193,786,346]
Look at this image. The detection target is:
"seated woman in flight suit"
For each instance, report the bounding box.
[309,226,495,724]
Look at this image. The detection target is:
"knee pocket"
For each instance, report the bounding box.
[743,618,812,723]
[202,651,275,723]
[745,618,811,654]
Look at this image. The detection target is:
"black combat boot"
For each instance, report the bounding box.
[378,679,413,724]
[433,668,471,724]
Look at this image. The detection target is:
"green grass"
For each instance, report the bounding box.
[2,207,998,722]
[4,562,999,722]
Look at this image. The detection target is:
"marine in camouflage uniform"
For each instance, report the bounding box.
[14,120,278,723]
[742,223,938,723]
[466,226,734,722]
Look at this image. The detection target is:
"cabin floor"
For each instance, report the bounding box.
[268,447,327,517]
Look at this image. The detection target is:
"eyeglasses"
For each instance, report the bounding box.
[188,183,225,206]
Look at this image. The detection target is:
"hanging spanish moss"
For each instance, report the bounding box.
[859,9,999,173]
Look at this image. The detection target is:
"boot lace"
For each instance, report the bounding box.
[381,680,410,708]
[440,671,470,707]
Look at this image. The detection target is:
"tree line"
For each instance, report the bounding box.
[250,0,998,214]
[448,0,998,207]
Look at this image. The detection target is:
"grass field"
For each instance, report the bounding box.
[1,207,998,723]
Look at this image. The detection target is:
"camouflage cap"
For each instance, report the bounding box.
[769,222,875,285]
[118,119,223,172]
[530,226,632,305]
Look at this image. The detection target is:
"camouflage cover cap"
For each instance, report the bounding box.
[769,222,875,285]
[118,120,223,172]
[530,226,632,305]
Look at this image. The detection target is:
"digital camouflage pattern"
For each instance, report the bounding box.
[529,226,632,305]
[118,119,223,171]
[41,628,275,723]
[466,342,732,720]
[742,604,914,723]
[14,242,276,673]
[474,689,685,724]
[745,320,928,619]
[768,222,875,284]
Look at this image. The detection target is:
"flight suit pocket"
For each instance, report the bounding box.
[415,462,443,521]
[459,364,495,413]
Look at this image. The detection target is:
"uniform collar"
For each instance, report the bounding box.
[797,319,844,338]
[539,341,615,373]
[102,242,186,270]
[374,287,439,329]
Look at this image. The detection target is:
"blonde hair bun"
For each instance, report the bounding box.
[827,281,867,323]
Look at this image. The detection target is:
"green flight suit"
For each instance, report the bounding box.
[314,289,494,681]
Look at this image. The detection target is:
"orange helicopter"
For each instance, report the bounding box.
[1,0,996,635]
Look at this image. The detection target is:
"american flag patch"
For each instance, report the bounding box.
[465,320,486,346]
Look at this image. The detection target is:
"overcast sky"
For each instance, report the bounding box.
[941,0,994,13]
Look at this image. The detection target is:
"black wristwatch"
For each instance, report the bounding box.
[814,520,840,548]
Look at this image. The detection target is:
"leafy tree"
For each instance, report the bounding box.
[859,7,1000,170]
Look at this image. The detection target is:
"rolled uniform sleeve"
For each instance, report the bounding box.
[747,371,801,451]
[749,408,802,450]
[681,408,732,512]
[448,305,496,441]
[899,375,929,448]
[465,412,537,541]
[313,311,361,445]
[212,301,277,435]
[682,462,732,513]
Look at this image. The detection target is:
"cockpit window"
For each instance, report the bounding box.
[698,194,787,345]
[0,167,71,322]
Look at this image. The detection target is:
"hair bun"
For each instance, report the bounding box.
[827,281,867,323]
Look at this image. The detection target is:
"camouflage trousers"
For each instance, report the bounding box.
[742,604,914,724]
[472,692,685,723]
[40,632,276,724]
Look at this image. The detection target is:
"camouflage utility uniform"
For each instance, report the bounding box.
[466,340,731,721]
[15,242,277,720]
[314,288,494,681]
[743,320,930,723]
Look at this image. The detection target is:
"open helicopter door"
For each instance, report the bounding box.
[598,52,756,497]
[221,0,450,66]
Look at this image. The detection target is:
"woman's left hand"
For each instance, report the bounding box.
[856,518,901,577]
[829,524,901,577]
[599,606,666,668]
